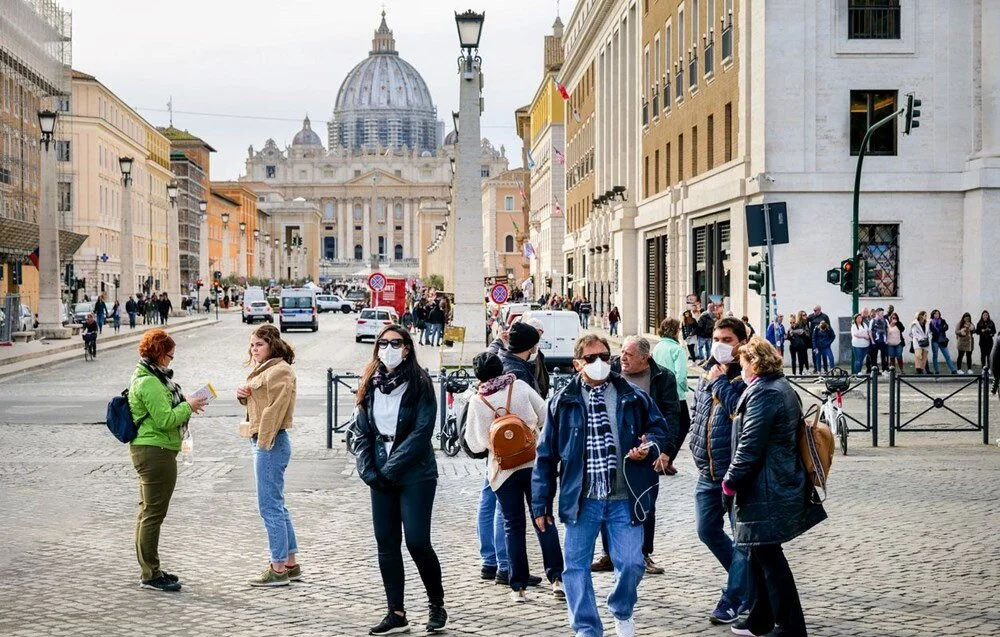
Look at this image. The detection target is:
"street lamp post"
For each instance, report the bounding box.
[273,237,280,284]
[451,9,487,348]
[198,200,208,303]
[166,182,182,313]
[238,221,248,279]
[118,156,136,302]
[253,228,260,280]
[264,233,272,280]
[35,108,69,338]
[221,212,231,280]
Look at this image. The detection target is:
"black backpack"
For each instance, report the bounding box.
[106,389,137,443]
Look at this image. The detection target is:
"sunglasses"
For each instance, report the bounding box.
[377,338,405,350]
[579,352,611,364]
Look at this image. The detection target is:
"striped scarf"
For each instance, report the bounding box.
[141,358,184,407]
[584,383,617,499]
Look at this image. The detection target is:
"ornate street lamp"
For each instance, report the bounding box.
[37,109,57,150]
[452,110,460,135]
[167,182,179,203]
[118,156,134,186]
[199,200,207,214]
[253,229,260,239]
[455,10,485,73]
[239,221,247,234]
[221,212,230,226]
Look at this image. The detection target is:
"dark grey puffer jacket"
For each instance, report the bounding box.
[688,362,746,482]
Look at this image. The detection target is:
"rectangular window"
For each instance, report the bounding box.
[723,0,734,60]
[707,114,715,170]
[654,150,660,193]
[481,167,490,178]
[653,35,660,93]
[848,0,901,40]
[505,196,514,211]
[691,220,731,301]
[665,142,671,185]
[691,126,698,177]
[850,90,897,156]
[643,47,650,99]
[724,103,733,162]
[859,223,899,296]
[56,140,70,162]
[646,232,669,333]
[678,134,684,181]
[644,155,650,198]
[265,165,276,178]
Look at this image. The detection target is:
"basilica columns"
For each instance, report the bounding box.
[338,200,348,260]
[402,199,412,259]
[362,199,371,258]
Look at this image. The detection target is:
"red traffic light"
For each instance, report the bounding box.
[843,262,853,272]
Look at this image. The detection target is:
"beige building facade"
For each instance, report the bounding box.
[482,168,529,283]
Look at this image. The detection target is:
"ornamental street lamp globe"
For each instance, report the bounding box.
[239,221,247,233]
[167,182,179,202]
[455,10,485,50]
[119,156,134,185]
[221,212,230,225]
[198,200,207,214]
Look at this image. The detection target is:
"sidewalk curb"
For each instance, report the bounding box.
[0,317,218,380]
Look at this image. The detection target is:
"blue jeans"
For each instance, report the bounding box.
[563,498,645,637]
[477,473,508,571]
[698,337,712,361]
[252,430,298,563]
[581,313,590,328]
[495,467,563,589]
[816,346,834,372]
[128,312,136,329]
[694,476,752,609]
[931,341,956,374]
[96,313,106,333]
[851,346,868,374]
[609,321,618,336]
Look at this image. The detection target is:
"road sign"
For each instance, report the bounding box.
[489,283,510,305]
[367,272,387,291]
[745,202,789,247]
[99,253,109,263]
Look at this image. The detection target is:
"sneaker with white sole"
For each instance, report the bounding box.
[709,593,740,624]
[552,578,565,599]
[248,565,290,587]
[509,588,528,603]
[613,616,636,637]
[731,619,761,636]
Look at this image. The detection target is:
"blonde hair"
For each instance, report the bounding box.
[740,336,784,375]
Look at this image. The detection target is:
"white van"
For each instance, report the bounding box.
[242,286,267,323]
[279,288,318,332]
[520,310,581,369]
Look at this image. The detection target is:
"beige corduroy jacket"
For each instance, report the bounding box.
[240,358,296,450]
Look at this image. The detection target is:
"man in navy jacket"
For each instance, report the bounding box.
[532,334,668,637]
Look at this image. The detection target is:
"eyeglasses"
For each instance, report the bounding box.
[377,338,405,350]
[579,352,611,364]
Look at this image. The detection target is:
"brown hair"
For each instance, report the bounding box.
[658,317,681,340]
[714,317,748,342]
[740,336,784,375]
[247,324,295,365]
[573,333,611,359]
[138,328,175,362]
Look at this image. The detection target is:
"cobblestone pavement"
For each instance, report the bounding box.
[1,312,998,636]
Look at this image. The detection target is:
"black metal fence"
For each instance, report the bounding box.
[786,370,878,447]
[887,368,991,446]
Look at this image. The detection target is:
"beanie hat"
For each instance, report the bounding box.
[473,352,504,382]
[508,322,540,354]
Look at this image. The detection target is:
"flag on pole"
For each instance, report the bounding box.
[28,247,39,268]
[554,78,570,100]
[553,200,563,217]
[523,241,536,259]
[572,108,581,123]
[526,149,536,169]
[554,148,565,165]
[516,179,526,201]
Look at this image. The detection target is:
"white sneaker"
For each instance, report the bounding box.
[614,616,636,637]
[509,588,528,603]
[552,578,565,599]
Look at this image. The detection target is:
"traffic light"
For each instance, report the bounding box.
[863,258,877,294]
[748,261,766,295]
[826,268,841,286]
[196,278,203,289]
[213,270,222,282]
[64,264,74,288]
[839,258,856,294]
[904,93,921,135]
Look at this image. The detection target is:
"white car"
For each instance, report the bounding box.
[243,300,273,324]
[279,288,318,332]
[316,294,353,313]
[241,287,267,323]
[355,308,397,342]
[520,310,581,369]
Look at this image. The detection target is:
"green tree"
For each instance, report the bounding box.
[426,274,445,291]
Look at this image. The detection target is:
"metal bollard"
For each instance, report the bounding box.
[983,368,991,445]
[870,366,878,447]
[326,368,334,449]
[888,366,895,447]
[438,367,447,450]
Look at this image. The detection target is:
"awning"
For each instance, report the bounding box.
[0,217,88,262]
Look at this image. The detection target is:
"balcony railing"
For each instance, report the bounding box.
[704,37,714,76]
[722,19,733,60]
[652,84,659,114]
[688,51,698,90]
[848,4,901,39]
[675,65,684,100]
[663,81,671,112]
[642,100,649,127]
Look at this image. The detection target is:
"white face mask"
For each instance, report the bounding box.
[711,341,734,365]
[527,348,538,362]
[583,358,611,382]
[378,346,404,370]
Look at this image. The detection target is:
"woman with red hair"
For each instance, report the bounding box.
[128,329,209,592]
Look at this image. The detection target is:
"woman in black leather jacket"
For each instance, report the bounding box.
[353,324,447,635]
[722,337,826,637]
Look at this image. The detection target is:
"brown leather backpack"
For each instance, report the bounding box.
[800,404,834,501]
[479,385,537,470]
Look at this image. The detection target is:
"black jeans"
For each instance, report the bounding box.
[790,346,809,375]
[370,478,444,612]
[746,544,807,637]
[494,467,564,589]
[600,483,658,557]
[957,350,973,370]
[980,339,994,368]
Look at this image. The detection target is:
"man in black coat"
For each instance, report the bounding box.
[592,336,681,575]
[426,302,446,347]
[487,322,541,393]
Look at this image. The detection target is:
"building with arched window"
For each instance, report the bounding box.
[481,167,529,284]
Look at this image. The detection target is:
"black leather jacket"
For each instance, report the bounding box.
[354,379,439,488]
[611,357,682,460]
[723,373,826,546]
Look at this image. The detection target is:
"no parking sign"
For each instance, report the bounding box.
[489,283,510,305]
[368,272,386,292]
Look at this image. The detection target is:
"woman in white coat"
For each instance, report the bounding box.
[464,351,564,603]
[909,310,931,374]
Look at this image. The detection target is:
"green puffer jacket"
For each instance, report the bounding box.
[128,364,192,451]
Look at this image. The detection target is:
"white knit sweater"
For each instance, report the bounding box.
[463,378,547,491]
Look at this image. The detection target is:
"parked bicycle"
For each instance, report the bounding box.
[439,368,473,457]
[816,367,851,455]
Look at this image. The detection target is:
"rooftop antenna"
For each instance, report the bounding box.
[167,96,173,126]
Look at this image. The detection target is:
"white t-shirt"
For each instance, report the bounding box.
[372,382,408,454]
[851,324,871,348]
